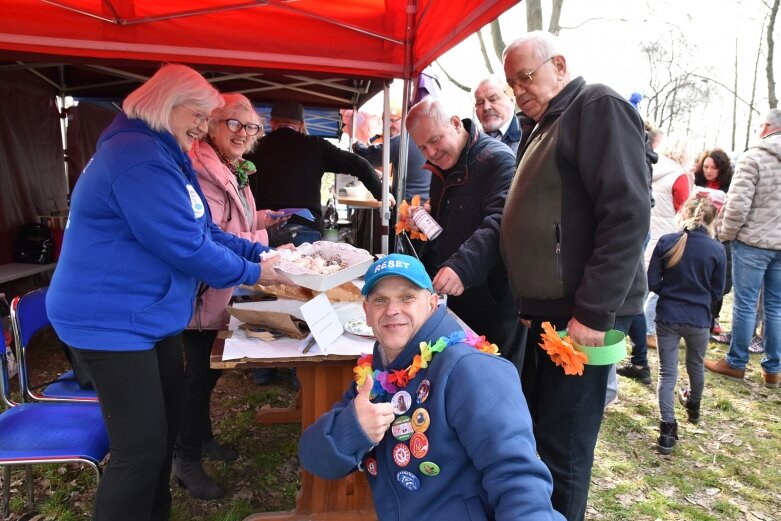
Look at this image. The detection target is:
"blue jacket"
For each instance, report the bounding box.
[299,305,563,521]
[648,227,727,328]
[47,114,266,351]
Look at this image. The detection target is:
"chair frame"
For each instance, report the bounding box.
[0,321,105,519]
[11,287,97,403]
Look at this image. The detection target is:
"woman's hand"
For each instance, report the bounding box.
[257,255,295,286]
[258,210,289,230]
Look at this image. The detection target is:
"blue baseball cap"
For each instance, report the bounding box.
[361,254,434,296]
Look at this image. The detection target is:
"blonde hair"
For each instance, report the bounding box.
[123,63,222,134]
[663,197,719,268]
[208,93,264,153]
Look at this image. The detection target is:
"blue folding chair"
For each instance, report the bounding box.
[0,321,109,519]
[11,287,98,402]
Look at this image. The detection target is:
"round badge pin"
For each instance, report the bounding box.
[416,379,431,404]
[391,390,412,415]
[365,457,377,476]
[392,443,411,467]
[409,432,429,459]
[411,407,430,433]
[419,461,440,476]
[396,470,421,491]
[391,415,414,441]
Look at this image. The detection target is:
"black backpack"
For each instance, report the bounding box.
[14,223,54,264]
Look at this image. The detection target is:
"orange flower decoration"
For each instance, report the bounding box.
[394,195,429,241]
[538,322,588,376]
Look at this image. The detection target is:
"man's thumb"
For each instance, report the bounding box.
[358,373,374,398]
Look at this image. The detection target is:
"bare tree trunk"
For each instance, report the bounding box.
[548,0,564,35]
[732,38,738,151]
[477,29,494,74]
[433,60,471,92]
[490,20,506,61]
[526,0,542,31]
[746,20,766,150]
[768,0,779,108]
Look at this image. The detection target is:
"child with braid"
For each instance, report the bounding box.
[647,197,727,454]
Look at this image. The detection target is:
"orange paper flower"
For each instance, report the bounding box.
[538,322,588,376]
[394,195,429,241]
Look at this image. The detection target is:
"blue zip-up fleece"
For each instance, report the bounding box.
[299,305,564,521]
[47,113,267,351]
[648,228,726,329]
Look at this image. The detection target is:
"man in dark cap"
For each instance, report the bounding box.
[247,100,390,246]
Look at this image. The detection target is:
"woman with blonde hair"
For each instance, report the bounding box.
[46,64,291,521]
[175,93,282,498]
[647,196,726,454]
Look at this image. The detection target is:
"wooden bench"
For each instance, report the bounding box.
[0,263,56,285]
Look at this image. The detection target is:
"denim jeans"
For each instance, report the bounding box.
[726,241,781,374]
[656,322,709,423]
[604,315,633,408]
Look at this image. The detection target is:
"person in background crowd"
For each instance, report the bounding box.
[705,109,781,389]
[246,100,392,247]
[619,136,694,384]
[693,148,734,336]
[501,31,650,520]
[405,97,522,357]
[298,254,565,521]
[46,64,292,521]
[648,197,726,454]
[473,76,522,155]
[176,93,289,499]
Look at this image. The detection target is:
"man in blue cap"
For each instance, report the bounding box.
[299,254,564,521]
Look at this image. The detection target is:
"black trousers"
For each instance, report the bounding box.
[176,330,222,461]
[70,335,184,521]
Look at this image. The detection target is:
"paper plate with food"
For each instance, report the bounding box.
[263,242,374,292]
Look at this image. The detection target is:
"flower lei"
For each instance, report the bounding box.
[394,195,431,241]
[538,322,588,376]
[208,137,256,189]
[354,330,500,399]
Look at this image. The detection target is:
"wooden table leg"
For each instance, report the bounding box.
[255,390,302,425]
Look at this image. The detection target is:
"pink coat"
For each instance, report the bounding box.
[187,140,269,330]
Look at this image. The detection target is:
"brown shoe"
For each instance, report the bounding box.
[761,370,780,389]
[704,358,745,381]
[647,334,657,350]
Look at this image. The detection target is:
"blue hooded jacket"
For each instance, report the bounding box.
[47,113,266,350]
[299,305,563,521]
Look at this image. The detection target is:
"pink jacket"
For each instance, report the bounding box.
[187,140,269,330]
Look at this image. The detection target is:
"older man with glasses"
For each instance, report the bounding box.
[499,31,650,521]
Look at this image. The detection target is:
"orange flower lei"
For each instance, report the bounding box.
[538,322,589,376]
[394,195,430,241]
[354,331,499,399]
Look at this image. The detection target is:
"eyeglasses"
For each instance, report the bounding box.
[223,118,261,136]
[183,105,212,126]
[506,57,554,89]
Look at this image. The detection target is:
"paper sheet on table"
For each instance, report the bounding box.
[222,298,374,360]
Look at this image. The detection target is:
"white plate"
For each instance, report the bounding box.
[269,242,374,292]
[344,318,375,338]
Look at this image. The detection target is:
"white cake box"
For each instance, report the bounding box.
[265,241,374,292]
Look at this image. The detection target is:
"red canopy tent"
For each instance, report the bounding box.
[0,0,520,260]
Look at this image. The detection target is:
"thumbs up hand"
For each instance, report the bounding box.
[354,374,395,444]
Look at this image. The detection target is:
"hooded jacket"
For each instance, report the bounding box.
[47,114,265,351]
[501,77,650,330]
[719,132,781,249]
[646,154,690,266]
[299,305,563,521]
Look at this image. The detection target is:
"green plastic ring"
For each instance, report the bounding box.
[558,329,628,366]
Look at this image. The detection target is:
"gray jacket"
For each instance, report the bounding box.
[719,132,781,249]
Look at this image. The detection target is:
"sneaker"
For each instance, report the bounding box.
[704,358,745,380]
[657,420,678,455]
[646,334,657,350]
[749,336,765,354]
[710,332,732,344]
[711,319,722,335]
[616,363,652,384]
[677,388,700,423]
[761,370,780,389]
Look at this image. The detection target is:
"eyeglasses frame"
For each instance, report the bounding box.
[507,56,555,89]
[223,118,261,136]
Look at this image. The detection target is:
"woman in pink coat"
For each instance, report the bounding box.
[174,93,277,499]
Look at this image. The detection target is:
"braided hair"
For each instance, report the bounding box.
[663,196,719,268]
